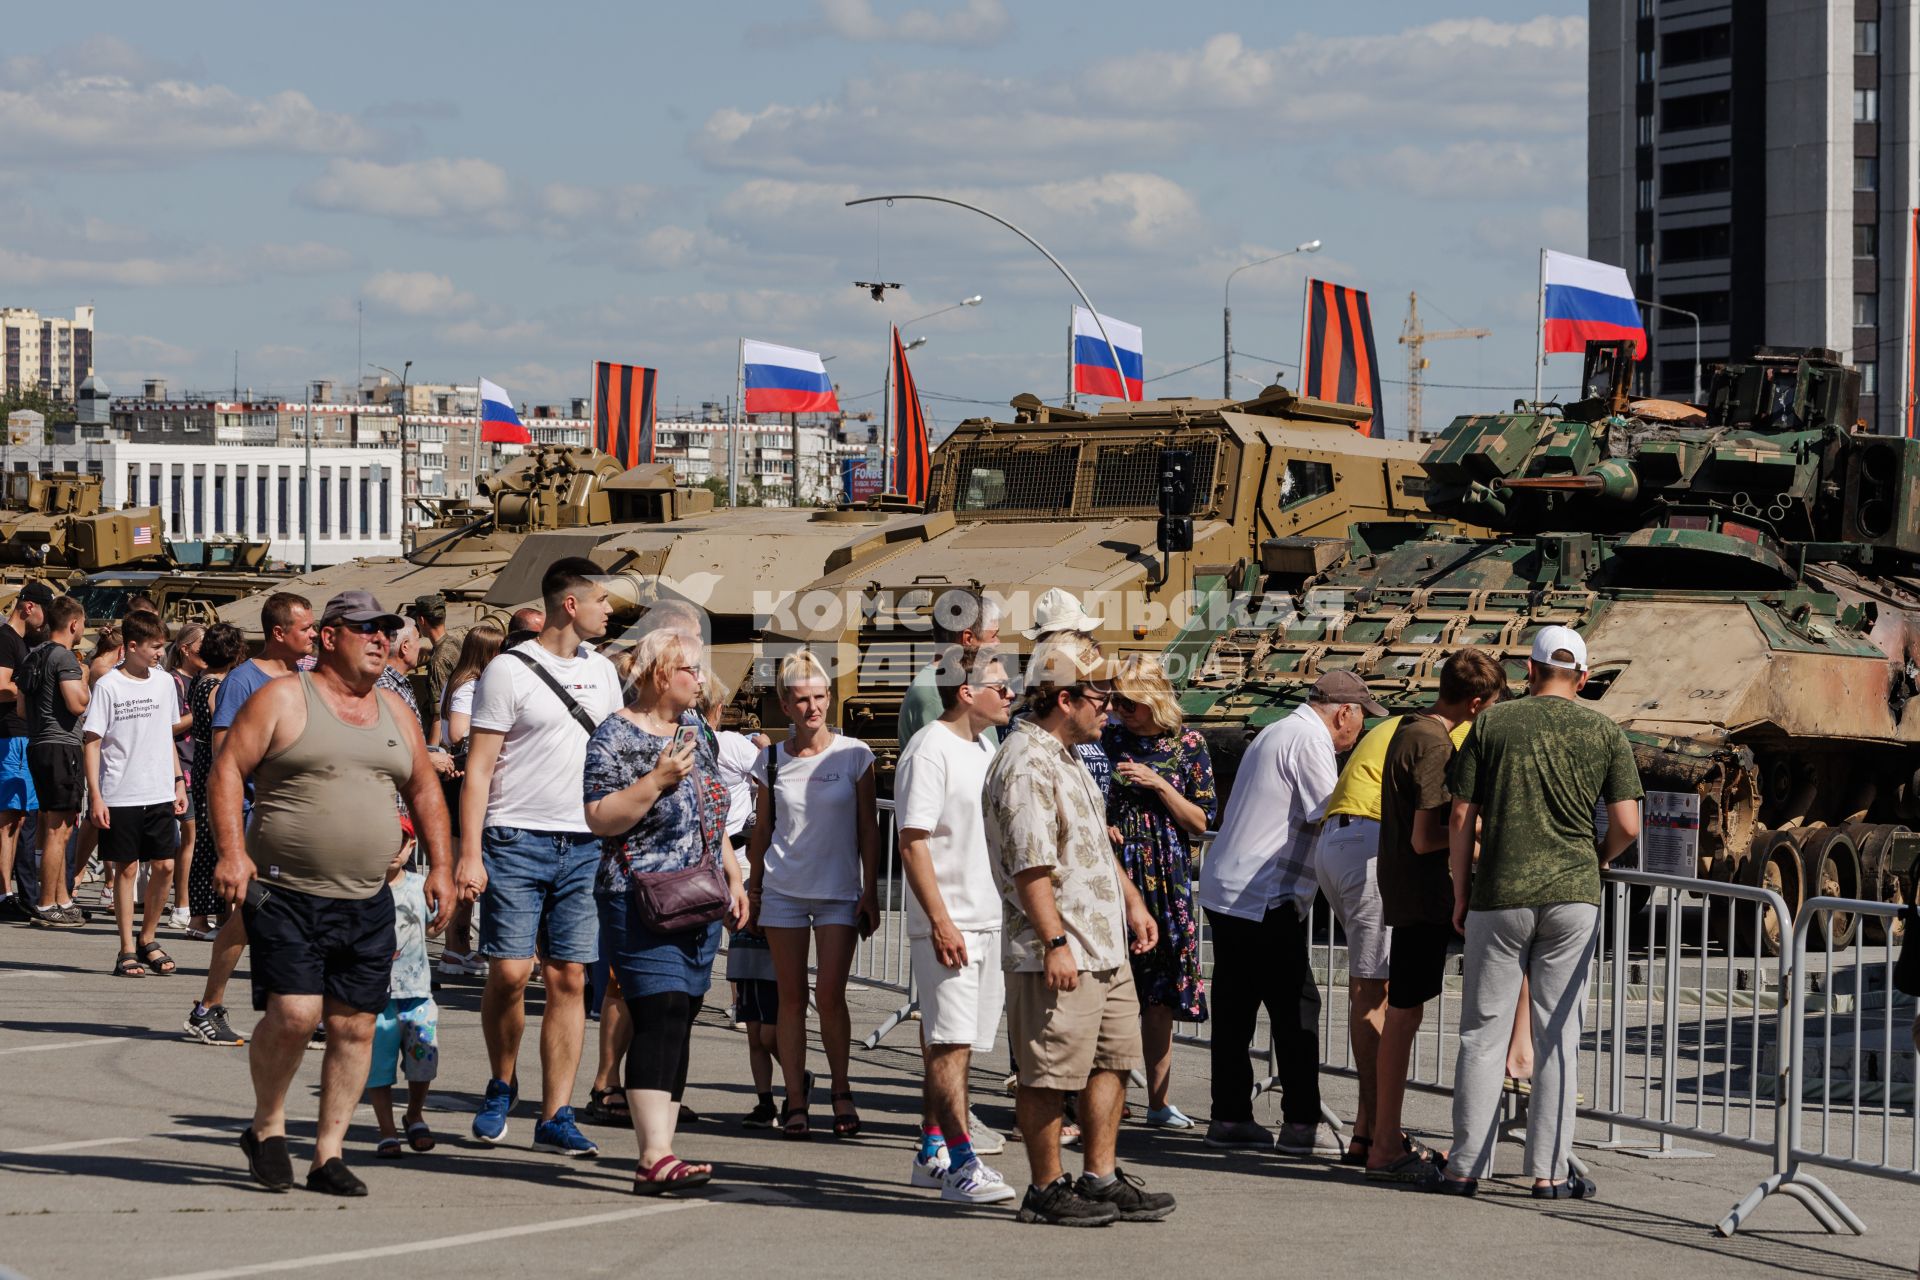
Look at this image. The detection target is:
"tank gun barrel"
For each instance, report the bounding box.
[1495,459,1641,505]
[1497,475,1604,492]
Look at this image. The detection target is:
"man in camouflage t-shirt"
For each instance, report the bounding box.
[1433,625,1642,1200]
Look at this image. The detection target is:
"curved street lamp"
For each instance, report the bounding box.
[846,195,1134,404]
[1223,240,1320,396]
[905,295,983,328]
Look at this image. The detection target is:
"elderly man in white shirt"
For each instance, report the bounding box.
[1197,669,1384,1155]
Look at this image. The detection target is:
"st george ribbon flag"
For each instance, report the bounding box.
[1071,306,1143,400]
[593,361,657,467]
[1299,278,1384,436]
[1540,250,1647,358]
[742,340,839,415]
[479,378,532,444]
[890,326,931,504]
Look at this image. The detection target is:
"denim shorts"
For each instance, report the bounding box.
[0,736,37,814]
[477,826,600,964]
[597,889,720,1000]
[758,888,858,930]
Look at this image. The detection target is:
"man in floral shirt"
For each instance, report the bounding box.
[984,632,1172,1229]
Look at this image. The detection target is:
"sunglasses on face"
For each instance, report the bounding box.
[972,680,1011,697]
[1071,686,1113,710]
[337,620,397,638]
[1111,692,1140,714]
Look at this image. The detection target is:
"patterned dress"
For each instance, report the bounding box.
[186,671,224,918]
[1102,723,1216,1019]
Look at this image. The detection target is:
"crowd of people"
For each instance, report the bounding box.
[1,564,1651,1222]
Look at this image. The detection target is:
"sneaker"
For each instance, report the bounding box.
[531,1106,599,1157]
[169,906,190,931]
[307,1025,327,1051]
[183,1004,245,1046]
[472,1078,516,1143]
[967,1111,1006,1155]
[910,1144,951,1188]
[1275,1121,1343,1157]
[0,895,29,923]
[740,1099,778,1128]
[1144,1104,1195,1129]
[1204,1119,1274,1149]
[1016,1174,1118,1227]
[1076,1166,1176,1222]
[29,902,83,930]
[942,1156,1017,1204]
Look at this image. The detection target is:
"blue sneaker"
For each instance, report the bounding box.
[531,1106,599,1158]
[472,1078,515,1144]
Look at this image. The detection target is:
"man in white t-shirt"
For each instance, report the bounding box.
[83,610,187,978]
[897,644,1016,1206]
[456,557,622,1157]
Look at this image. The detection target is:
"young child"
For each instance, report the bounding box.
[368,818,440,1157]
[82,611,185,977]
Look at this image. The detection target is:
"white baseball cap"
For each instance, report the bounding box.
[1023,587,1102,640]
[1530,624,1588,672]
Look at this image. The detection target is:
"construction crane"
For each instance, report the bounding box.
[1399,292,1489,439]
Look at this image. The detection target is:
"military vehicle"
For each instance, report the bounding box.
[762,386,1467,783]
[1178,341,1920,949]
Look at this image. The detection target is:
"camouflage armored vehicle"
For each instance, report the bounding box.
[0,472,203,615]
[1179,341,1920,949]
[763,385,1470,782]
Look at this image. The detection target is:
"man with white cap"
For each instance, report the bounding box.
[1022,587,1101,642]
[1430,624,1641,1200]
[1197,668,1386,1155]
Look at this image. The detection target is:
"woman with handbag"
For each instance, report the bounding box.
[583,628,747,1194]
[747,649,880,1140]
[434,622,504,976]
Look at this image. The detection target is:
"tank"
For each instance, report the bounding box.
[761,384,1470,785]
[1178,341,1920,950]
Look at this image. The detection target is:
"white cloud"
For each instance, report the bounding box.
[816,0,1010,45]
[300,157,513,224]
[0,239,352,288]
[1334,140,1582,201]
[363,270,476,316]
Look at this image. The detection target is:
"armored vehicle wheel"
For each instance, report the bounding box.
[1748,830,1804,958]
[1848,824,1910,945]
[1797,828,1861,951]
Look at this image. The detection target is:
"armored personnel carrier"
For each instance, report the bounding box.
[762,385,1463,782]
[1180,341,1920,949]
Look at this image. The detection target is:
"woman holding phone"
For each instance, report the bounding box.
[583,629,747,1194]
[747,649,879,1139]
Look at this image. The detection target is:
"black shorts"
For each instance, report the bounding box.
[1388,920,1456,1010]
[98,801,180,862]
[242,881,396,1015]
[736,977,779,1026]
[26,742,83,813]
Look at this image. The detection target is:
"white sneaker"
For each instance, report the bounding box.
[941,1156,1016,1204]
[168,906,189,930]
[910,1145,951,1188]
[966,1111,1006,1155]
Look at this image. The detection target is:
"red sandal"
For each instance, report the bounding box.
[632,1153,712,1196]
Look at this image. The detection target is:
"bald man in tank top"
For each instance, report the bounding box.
[212,589,453,1197]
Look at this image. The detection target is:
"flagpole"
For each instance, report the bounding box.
[1533,249,1547,407]
[588,361,598,457]
[1298,279,1311,394]
[1065,307,1076,409]
[731,340,743,508]
[882,325,894,493]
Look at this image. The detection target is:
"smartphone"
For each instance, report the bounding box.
[671,725,697,756]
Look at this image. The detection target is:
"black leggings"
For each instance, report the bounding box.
[623,992,701,1098]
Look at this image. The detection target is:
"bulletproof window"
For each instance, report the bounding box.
[1087,440,1218,513]
[1282,459,1336,509]
[950,444,1080,515]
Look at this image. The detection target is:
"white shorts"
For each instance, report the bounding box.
[1314,816,1391,981]
[759,889,858,930]
[912,930,1004,1053]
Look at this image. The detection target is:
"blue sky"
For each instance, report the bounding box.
[3,0,1589,438]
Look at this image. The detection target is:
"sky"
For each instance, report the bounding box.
[3,0,1592,440]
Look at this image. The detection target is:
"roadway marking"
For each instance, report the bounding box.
[0,1039,100,1056]
[10,1137,142,1154]
[146,1187,789,1280]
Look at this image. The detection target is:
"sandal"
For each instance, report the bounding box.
[112,951,147,978]
[1366,1150,1443,1186]
[1532,1173,1598,1200]
[830,1090,861,1138]
[581,1088,622,1126]
[631,1153,712,1196]
[405,1120,435,1152]
[780,1101,811,1140]
[1403,1134,1448,1167]
[1340,1134,1372,1167]
[375,1137,404,1160]
[136,941,177,976]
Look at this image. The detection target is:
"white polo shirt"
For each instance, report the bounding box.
[1197,702,1340,922]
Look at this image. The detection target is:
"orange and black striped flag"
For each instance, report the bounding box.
[592,361,657,467]
[1300,279,1384,436]
[891,326,931,504]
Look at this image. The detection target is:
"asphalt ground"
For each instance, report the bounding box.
[3,902,1919,1280]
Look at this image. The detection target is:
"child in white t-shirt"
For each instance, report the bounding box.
[367,819,440,1158]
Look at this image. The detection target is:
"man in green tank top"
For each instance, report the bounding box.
[211,589,454,1198]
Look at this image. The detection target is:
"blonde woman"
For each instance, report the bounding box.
[582,629,746,1194]
[747,649,879,1139]
[1102,653,1216,1129]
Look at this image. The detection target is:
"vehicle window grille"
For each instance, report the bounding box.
[949,444,1082,514]
[1086,440,1219,513]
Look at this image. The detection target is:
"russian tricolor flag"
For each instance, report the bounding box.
[479,377,531,444]
[1541,251,1647,359]
[1071,306,1143,400]
[742,340,840,415]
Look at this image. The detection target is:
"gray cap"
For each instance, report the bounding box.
[1309,669,1389,718]
[320,589,402,629]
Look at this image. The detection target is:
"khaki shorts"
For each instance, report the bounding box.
[1006,965,1144,1091]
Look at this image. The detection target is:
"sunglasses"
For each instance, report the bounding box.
[1111,692,1140,714]
[973,680,1011,696]
[336,619,398,638]
[1070,686,1113,710]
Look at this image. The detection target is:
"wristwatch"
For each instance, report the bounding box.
[1046,934,1069,951]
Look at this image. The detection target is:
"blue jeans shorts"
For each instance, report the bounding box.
[367,995,438,1089]
[0,736,38,814]
[477,826,600,964]
[758,888,858,930]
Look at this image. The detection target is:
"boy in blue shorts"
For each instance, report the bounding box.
[368,819,440,1157]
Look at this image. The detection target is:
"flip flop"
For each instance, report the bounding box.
[1532,1174,1598,1200]
[136,941,177,976]
[405,1121,435,1152]
[631,1154,712,1196]
[1366,1150,1443,1186]
[375,1137,404,1160]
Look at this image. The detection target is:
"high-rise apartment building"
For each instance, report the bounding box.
[0,306,94,400]
[1590,2,1916,432]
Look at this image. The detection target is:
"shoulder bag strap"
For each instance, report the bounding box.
[507,649,598,736]
[765,742,779,829]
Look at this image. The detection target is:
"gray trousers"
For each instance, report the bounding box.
[1447,902,1600,1181]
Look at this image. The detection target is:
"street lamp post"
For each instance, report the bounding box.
[845,194,1132,406]
[1635,299,1701,403]
[884,297,978,492]
[1223,240,1321,397]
